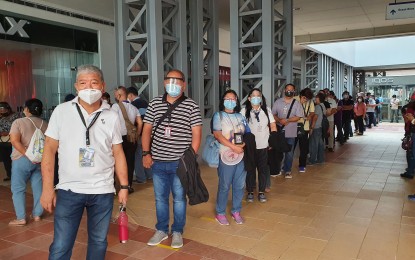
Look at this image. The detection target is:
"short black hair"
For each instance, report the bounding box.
[219,89,241,113]
[392,94,397,98]
[127,87,138,96]
[316,93,326,103]
[64,94,75,102]
[299,88,313,100]
[25,98,43,117]
[0,102,11,110]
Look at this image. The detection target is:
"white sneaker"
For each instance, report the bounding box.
[285,172,292,179]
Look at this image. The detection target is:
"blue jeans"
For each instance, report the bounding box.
[152,160,186,234]
[216,159,246,215]
[49,190,114,260]
[11,156,43,220]
[276,137,296,172]
[134,143,153,182]
[309,128,325,164]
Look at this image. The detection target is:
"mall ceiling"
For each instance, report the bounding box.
[41,0,415,68]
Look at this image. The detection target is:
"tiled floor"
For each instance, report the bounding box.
[1,122,414,260]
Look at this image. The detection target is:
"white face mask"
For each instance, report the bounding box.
[78,89,102,105]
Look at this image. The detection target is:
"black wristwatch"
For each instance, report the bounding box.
[120,185,129,190]
[142,151,151,157]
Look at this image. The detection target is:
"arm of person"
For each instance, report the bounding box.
[135,116,143,136]
[213,131,244,154]
[191,125,202,153]
[113,143,128,205]
[141,123,153,168]
[270,122,277,132]
[343,104,354,110]
[10,132,26,155]
[40,137,59,213]
[310,113,318,130]
[287,116,301,123]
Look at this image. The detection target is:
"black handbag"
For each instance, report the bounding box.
[402,134,413,151]
[270,100,296,153]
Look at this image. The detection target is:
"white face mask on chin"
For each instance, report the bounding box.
[78,89,103,105]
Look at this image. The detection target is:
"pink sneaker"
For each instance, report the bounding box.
[215,214,230,225]
[231,212,244,224]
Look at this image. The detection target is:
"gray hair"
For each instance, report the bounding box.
[76,64,104,82]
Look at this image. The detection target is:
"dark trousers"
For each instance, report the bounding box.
[246,148,268,193]
[356,115,364,134]
[335,121,344,143]
[298,131,310,167]
[122,136,137,186]
[268,149,279,175]
[366,112,376,128]
[0,143,12,178]
[342,118,351,140]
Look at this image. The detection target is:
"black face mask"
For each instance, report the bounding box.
[285,91,294,97]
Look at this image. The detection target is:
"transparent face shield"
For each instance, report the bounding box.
[164,77,183,85]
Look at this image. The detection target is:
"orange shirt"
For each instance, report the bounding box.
[354,102,366,116]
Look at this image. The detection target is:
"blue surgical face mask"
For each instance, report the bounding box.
[224,99,237,110]
[250,96,262,106]
[165,83,182,98]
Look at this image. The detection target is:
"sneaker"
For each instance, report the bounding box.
[409,194,415,201]
[128,187,135,194]
[171,232,183,248]
[285,172,292,179]
[246,192,254,203]
[8,219,26,226]
[270,171,282,177]
[30,215,41,222]
[231,212,244,224]
[215,214,230,225]
[258,193,267,203]
[328,148,334,152]
[147,230,168,246]
[265,187,271,193]
[299,167,306,173]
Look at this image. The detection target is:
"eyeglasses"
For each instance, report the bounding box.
[164,77,184,82]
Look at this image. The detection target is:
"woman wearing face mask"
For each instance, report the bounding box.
[9,98,48,225]
[354,96,366,135]
[212,90,250,225]
[241,88,277,202]
[0,102,21,181]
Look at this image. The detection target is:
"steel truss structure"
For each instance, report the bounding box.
[230,0,293,103]
[117,0,187,100]
[188,0,219,118]
[300,50,353,97]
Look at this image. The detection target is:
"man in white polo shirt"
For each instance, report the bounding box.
[40,65,129,260]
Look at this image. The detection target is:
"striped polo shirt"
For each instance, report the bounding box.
[143,94,202,161]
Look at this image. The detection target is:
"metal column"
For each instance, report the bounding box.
[121,0,187,100]
[230,0,293,103]
[344,65,353,94]
[300,49,318,92]
[317,54,332,91]
[332,60,345,96]
[188,0,219,118]
[354,70,366,94]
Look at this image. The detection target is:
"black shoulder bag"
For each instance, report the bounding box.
[150,95,188,148]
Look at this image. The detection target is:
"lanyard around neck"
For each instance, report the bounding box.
[75,104,101,146]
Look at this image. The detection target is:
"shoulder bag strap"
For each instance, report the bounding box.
[118,102,135,130]
[281,99,296,130]
[27,117,40,129]
[150,95,188,148]
[262,107,271,133]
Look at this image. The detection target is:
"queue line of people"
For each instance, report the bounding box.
[1,64,412,260]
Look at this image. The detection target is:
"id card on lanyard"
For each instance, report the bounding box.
[75,104,101,167]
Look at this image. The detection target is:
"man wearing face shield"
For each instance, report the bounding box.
[141,69,202,249]
[41,65,129,259]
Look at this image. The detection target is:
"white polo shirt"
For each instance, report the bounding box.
[45,97,123,194]
[111,102,141,136]
[241,107,275,149]
[327,97,338,122]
